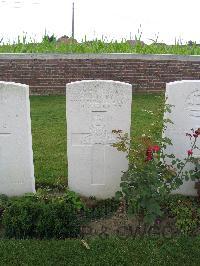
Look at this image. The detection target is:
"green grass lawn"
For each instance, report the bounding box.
[30,96,67,188]
[2,95,200,265]
[0,237,200,266]
[30,94,164,188]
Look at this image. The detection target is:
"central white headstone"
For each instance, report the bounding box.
[163,80,200,196]
[66,80,132,199]
[0,81,35,196]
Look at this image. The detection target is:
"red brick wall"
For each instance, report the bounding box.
[0,54,200,95]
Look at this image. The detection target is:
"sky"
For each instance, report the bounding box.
[0,0,200,44]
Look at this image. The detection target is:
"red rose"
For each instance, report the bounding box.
[146,156,153,161]
[145,145,160,161]
[146,147,153,161]
[187,149,193,156]
[152,145,160,152]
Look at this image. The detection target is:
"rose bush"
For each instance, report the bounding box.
[113,105,200,224]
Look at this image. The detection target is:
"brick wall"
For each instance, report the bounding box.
[0,53,200,95]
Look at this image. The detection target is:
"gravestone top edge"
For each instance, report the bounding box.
[0,81,29,89]
[167,80,200,86]
[66,79,132,88]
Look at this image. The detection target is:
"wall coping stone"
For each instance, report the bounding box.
[0,53,200,61]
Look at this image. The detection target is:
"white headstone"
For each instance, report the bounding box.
[66,80,132,199]
[163,80,200,196]
[0,82,35,196]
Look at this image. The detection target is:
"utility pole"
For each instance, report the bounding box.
[72,2,74,39]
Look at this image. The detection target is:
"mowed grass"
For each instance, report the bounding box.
[5,95,200,265]
[30,96,67,188]
[30,94,164,188]
[1,237,200,266]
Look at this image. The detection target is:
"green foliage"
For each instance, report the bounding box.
[2,190,85,239]
[1,190,120,239]
[114,102,200,225]
[2,36,200,54]
[0,194,8,209]
[3,196,42,238]
[114,99,166,224]
[115,157,184,224]
[42,34,56,44]
[84,198,119,220]
[0,194,9,222]
[169,196,200,235]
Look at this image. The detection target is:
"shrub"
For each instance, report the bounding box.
[36,193,84,238]
[168,196,200,235]
[0,194,8,218]
[84,198,120,221]
[2,196,42,238]
[113,104,200,224]
[2,191,85,239]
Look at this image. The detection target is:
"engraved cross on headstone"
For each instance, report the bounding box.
[0,123,11,171]
[0,122,11,136]
[72,111,116,185]
[0,133,11,136]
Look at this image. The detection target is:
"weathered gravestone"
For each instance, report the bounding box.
[66,80,132,199]
[163,80,200,196]
[0,81,35,196]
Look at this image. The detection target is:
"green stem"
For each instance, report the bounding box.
[176,137,197,179]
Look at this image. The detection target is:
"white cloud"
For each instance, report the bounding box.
[0,0,200,44]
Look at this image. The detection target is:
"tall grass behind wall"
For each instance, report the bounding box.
[1,37,200,54]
